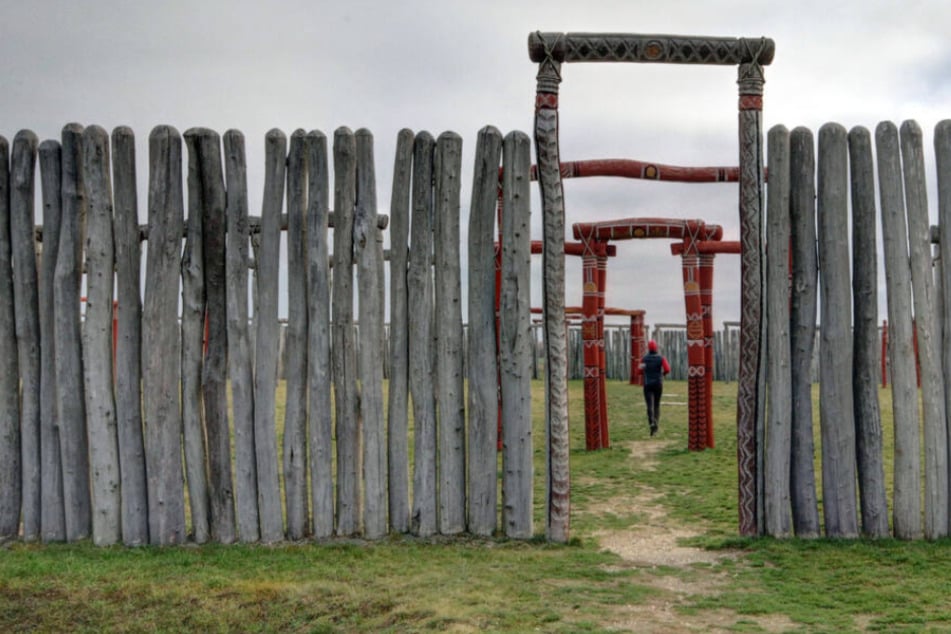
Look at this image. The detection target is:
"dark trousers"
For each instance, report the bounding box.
[644,383,663,430]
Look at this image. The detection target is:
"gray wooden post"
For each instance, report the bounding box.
[181,132,211,544]
[0,137,20,541]
[283,130,308,540]
[934,120,951,537]
[877,122,922,538]
[81,125,121,546]
[111,127,148,546]
[11,130,40,541]
[355,129,387,539]
[788,133,819,538]
[387,129,414,534]
[900,120,948,539]
[848,126,889,538]
[500,131,533,539]
[466,126,502,537]
[305,130,333,539]
[143,125,186,545]
[55,124,91,542]
[764,125,791,538]
[816,123,858,538]
[223,129,259,542]
[195,129,237,543]
[254,129,286,543]
[434,131,465,535]
[332,127,360,536]
[409,132,437,537]
[37,140,66,542]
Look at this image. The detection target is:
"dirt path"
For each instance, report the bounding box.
[590,440,794,633]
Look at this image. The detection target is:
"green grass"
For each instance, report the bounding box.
[3,379,951,632]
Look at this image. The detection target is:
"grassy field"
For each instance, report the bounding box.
[3,379,951,632]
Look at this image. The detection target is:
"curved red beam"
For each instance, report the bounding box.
[670,240,741,255]
[529,159,741,183]
[572,217,723,242]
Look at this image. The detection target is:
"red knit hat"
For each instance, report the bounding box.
[648,340,658,352]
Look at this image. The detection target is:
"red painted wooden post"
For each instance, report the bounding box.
[581,246,603,450]
[630,312,646,385]
[700,253,716,448]
[596,246,609,448]
[681,221,707,451]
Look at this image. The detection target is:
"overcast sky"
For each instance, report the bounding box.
[3,0,951,325]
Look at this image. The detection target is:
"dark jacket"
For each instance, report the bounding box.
[641,351,670,386]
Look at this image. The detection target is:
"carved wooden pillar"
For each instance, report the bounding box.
[630,312,645,386]
[681,222,706,451]
[737,53,768,536]
[597,247,609,448]
[700,252,716,448]
[581,247,602,450]
[532,35,570,542]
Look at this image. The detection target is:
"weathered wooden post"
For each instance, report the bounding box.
[467,126,502,537]
[900,120,948,539]
[143,125,186,545]
[305,130,333,539]
[355,129,387,539]
[848,126,889,538]
[817,123,859,538]
[195,128,237,543]
[11,131,40,541]
[284,130,308,540]
[500,130,534,538]
[788,127,820,537]
[434,131,466,535]
[223,129,259,542]
[37,139,66,542]
[254,129,286,543]
[877,121,921,539]
[111,127,148,546]
[737,50,769,537]
[55,124,91,542]
[82,125,121,546]
[934,120,951,531]
[409,132,437,537]
[0,136,21,541]
[332,127,360,537]
[181,132,211,544]
[528,33,570,542]
[764,125,791,537]
[387,129,414,534]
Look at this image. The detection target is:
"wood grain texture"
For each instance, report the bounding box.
[434,132,466,535]
[466,126,502,537]
[900,120,947,539]
[847,126,889,538]
[143,125,186,545]
[55,124,91,542]
[500,131,533,539]
[223,129,259,542]
[111,127,149,546]
[81,125,121,546]
[37,139,66,542]
[386,129,414,534]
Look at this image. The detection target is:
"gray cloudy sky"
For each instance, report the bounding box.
[3,0,951,324]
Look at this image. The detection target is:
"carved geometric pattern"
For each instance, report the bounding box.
[535,95,572,541]
[533,33,774,66]
[736,81,765,537]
